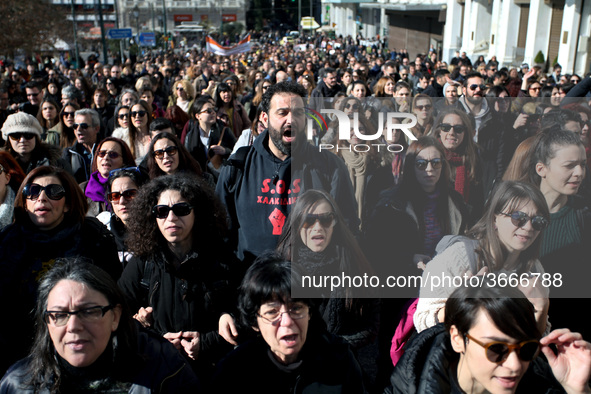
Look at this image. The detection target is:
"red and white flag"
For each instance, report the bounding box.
[206,35,251,56]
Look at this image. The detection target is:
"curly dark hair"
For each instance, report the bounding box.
[125,174,227,258]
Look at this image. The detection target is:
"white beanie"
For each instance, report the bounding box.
[1,112,43,140]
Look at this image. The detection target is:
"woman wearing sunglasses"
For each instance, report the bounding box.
[48,102,79,150]
[430,108,485,221]
[388,284,591,394]
[112,102,151,163]
[415,180,550,335]
[97,167,146,266]
[80,137,135,217]
[0,166,121,372]
[167,79,195,117]
[519,128,591,339]
[182,97,236,180]
[118,174,234,384]
[146,132,205,181]
[409,94,435,139]
[2,112,70,175]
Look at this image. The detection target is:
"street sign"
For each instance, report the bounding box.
[139,32,156,47]
[107,28,133,39]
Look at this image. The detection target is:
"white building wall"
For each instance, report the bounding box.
[558,0,582,73]
[493,0,521,67]
[575,0,591,74]
[463,0,492,55]
[523,0,552,66]
[443,0,463,61]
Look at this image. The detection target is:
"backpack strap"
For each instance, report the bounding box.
[140,260,153,291]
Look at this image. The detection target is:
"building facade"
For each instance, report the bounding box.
[322,0,591,74]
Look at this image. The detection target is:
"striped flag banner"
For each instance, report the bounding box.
[206,35,251,56]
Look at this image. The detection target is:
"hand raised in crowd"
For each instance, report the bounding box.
[513,113,529,129]
[133,306,153,328]
[540,329,591,394]
[218,313,239,346]
[518,274,550,334]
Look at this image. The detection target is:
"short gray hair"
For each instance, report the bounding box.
[75,108,100,127]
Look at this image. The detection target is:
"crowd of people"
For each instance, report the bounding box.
[0,31,591,393]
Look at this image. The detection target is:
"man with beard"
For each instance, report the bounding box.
[216,81,358,266]
[458,72,492,140]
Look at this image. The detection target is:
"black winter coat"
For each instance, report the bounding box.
[0,331,201,393]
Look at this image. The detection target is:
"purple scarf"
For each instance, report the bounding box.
[85,171,109,205]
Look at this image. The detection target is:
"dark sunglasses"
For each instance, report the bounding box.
[439,123,467,134]
[23,183,66,201]
[415,104,432,111]
[74,123,89,130]
[131,110,147,118]
[200,108,217,114]
[500,211,548,231]
[469,84,486,91]
[153,146,178,159]
[152,202,193,219]
[9,132,36,141]
[415,158,443,170]
[302,212,336,229]
[176,86,184,91]
[97,150,121,159]
[345,103,359,110]
[63,111,75,117]
[27,92,39,97]
[109,166,141,177]
[465,333,539,364]
[107,188,138,203]
[117,113,130,120]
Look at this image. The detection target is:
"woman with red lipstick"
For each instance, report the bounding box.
[0,166,121,373]
[414,181,550,335]
[212,254,366,393]
[118,174,234,384]
[80,137,135,217]
[388,284,591,394]
[520,127,591,339]
[430,108,485,221]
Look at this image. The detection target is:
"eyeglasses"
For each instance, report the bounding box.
[131,110,147,118]
[400,73,408,77]
[439,123,467,134]
[27,92,39,97]
[63,111,75,118]
[200,108,217,114]
[97,150,121,159]
[465,333,540,364]
[153,146,178,159]
[8,132,36,141]
[415,158,443,170]
[176,86,184,92]
[571,79,580,83]
[45,305,114,327]
[469,84,486,91]
[345,103,359,110]
[152,202,193,219]
[107,188,138,203]
[117,113,130,120]
[257,302,309,325]
[415,104,432,111]
[262,85,270,90]
[302,212,336,228]
[74,123,90,130]
[500,211,548,231]
[23,183,66,201]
